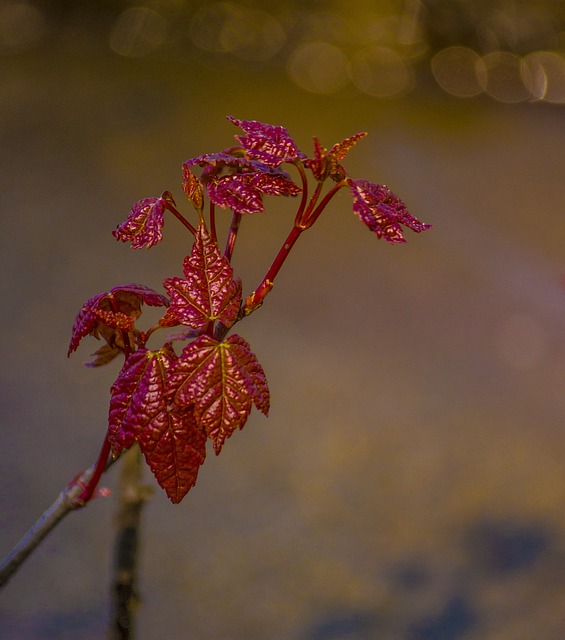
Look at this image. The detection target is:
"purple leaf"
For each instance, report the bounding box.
[348,179,431,243]
[68,284,169,356]
[139,405,206,504]
[113,192,175,249]
[108,346,177,454]
[206,171,301,215]
[169,334,269,454]
[227,116,306,167]
[328,132,367,162]
[107,345,206,503]
[206,174,265,214]
[163,223,242,328]
[85,344,122,367]
[306,132,367,182]
[182,165,204,211]
[306,137,328,182]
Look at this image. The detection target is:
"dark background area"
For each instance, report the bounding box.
[2,1,565,638]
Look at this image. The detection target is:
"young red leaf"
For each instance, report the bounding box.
[250,171,302,197]
[113,191,175,249]
[348,179,431,243]
[139,406,206,504]
[169,334,269,454]
[107,346,177,454]
[68,284,169,356]
[184,151,301,215]
[107,345,206,502]
[185,152,252,171]
[227,116,306,167]
[67,293,134,357]
[306,137,328,182]
[306,132,367,183]
[158,305,182,329]
[182,164,204,211]
[163,223,242,329]
[85,344,122,367]
[328,132,367,162]
[119,283,170,309]
[206,174,264,214]
[68,292,109,356]
[206,171,301,215]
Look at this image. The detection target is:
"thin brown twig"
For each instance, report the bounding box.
[0,455,116,589]
[108,446,152,640]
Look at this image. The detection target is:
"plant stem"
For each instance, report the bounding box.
[209,202,217,244]
[293,163,310,224]
[224,211,242,262]
[108,446,151,640]
[79,435,112,503]
[245,224,303,312]
[244,180,345,313]
[163,201,197,236]
[303,181,345,228]
[296,181,323,227]
[0,456,115,589]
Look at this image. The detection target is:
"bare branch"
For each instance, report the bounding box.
[108,446,152,640]
[0,457,115,589]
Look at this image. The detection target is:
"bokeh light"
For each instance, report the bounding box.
[0,1,47,51]
[287,41,349,94]
[431,46,486,97]
[189,2,286,62]
[109,7,167,58]
[480,51,531,103]
[349,46,414,98]
[522,51,565,103]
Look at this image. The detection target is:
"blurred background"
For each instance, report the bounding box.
[2,0,565,638]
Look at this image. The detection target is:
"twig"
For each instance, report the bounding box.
[108,446,152,640]
[0,457,114,589]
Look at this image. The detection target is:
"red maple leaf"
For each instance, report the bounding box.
[140,406,206,504]
[306,132,367,182]
[206,173,265,214]
[328,132,367,162]
[68,284,169,356]
[184,152,301,215]
[163,223,242,329]
[227,116,306,167]
[348,179,431,243]
[108,345,206,503]
[168,334,269,454]
[182,165,204,212]
[85,344,122,368]
[113,191,176,249]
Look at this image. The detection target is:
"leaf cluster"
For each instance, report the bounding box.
[68,116,430,503]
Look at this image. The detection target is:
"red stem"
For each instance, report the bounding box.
[303,181,346,229]
[293,163,310,225]
[78,435,112,504]
[244,175,344,313]
[297,181,323,228]
[163,201,196,236]
[209,202,217,244]
[245,224,303,312]
[224,211,242,262]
